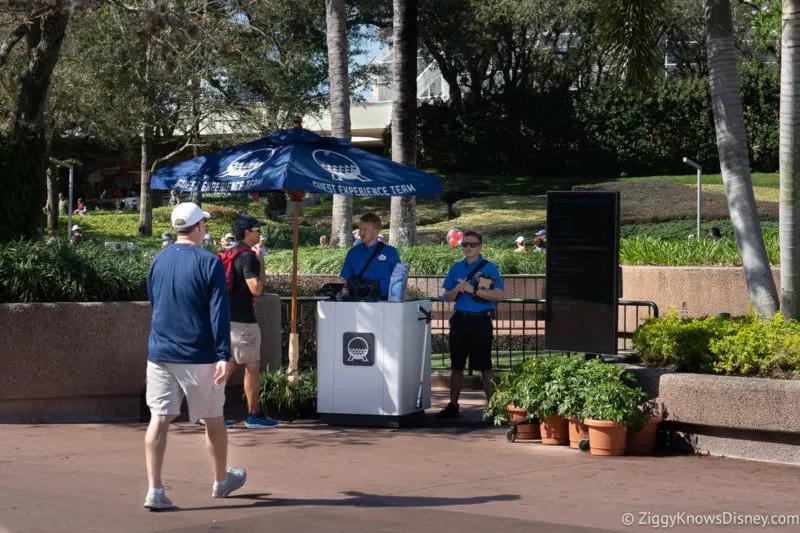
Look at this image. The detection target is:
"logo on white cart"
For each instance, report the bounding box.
[343,332,374,366]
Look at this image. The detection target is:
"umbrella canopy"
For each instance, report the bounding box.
[151,128,443,197]
[151,127,443,383]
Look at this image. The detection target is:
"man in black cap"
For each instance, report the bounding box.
[223,214,277,428]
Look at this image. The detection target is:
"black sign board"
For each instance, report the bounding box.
[544,191,620,354]
[343,332,375,366]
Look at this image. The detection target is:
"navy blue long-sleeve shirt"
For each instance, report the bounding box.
[147,243,231,364]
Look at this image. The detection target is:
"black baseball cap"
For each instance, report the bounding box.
[233,214,265,232]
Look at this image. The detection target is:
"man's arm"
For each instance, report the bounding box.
[440,266,461,302]
[209,259,232,362]
[243,250,264,296]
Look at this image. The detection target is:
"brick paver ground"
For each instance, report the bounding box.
[1,390,798,533]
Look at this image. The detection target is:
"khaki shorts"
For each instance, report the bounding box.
[146,361,225,423]
[231,322,261,365]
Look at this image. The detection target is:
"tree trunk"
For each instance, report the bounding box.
[780,1,800,318]
[12,3,71,137]
[389,0,418,246]
[706,0,779,315]
[139,126,154,237]
[190,76,203,207]
[326,0,353,248]
[45,166,58,238]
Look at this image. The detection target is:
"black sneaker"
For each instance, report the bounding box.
[436,402,461,419]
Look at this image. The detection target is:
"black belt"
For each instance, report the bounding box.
[454,310,492,317]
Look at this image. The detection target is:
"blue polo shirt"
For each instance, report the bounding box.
[340,241,401,297]
[441,255,504,312]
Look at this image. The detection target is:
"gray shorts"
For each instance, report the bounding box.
[231,322,261,365]
[145,361,225,423]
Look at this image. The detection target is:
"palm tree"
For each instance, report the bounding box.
[388,0,418,246]
[599,0,779,315]
[705,0,777,315]
[780,0,800,318]
[326,0,354,249]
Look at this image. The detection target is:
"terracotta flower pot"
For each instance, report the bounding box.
[539,414,569,445]
[567,417,588,449]
[507,405,540,440]
[584,419,627,456]
[626,417,662,455]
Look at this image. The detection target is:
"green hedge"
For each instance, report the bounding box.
[415,65,779,179]
[0,240,151,302]
[0,134,46,242]
[632,311,800,378]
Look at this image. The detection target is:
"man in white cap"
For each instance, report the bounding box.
[143,202,246,510]
[514,236,527,252]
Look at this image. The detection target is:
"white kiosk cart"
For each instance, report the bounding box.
[316,300,432,427]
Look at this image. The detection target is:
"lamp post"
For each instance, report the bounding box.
[683,157,702,239]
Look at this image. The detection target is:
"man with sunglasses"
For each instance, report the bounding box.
[437,230,505,419]
[223,214,277,429]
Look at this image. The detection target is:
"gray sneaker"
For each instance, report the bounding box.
[144,489,174,510]
[212,467,247,498]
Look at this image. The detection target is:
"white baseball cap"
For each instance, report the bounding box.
[223,233,235,241]
[71,224,81,232]
[171,202,210,229]
[515,236,525,243]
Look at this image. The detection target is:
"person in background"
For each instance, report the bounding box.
[709,227,721,241]
[143,202,246,510]
[168,190,179,207]
[352,229,361,246]
[535,229,546,248]
[514,236,528,252]
[256,234,270,257]
[437,230,505,419]
[70,224,83,245]
[161,231,174,249]
[58,192,68,217]
[74,198,87,216]
[532,236,545,252]
[222,233,236,250]
[319,235,329,247]
[115,200,125,213]
[292,115,303,128]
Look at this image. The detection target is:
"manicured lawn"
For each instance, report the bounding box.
[621,172,779,189]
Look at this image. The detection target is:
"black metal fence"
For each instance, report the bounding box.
[278,295,658,371]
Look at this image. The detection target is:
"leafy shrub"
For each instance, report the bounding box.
[710,313,800,378]
[258,367,317,419]
[0,134,46,242]
[632,311,744,373]
[0,239,151,302]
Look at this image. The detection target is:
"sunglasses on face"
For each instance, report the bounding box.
[461,242,481,248]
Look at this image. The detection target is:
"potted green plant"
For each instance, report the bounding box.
[531,354,581,445]
[552,355,591,449]
[625,398,663,455]
[484,366,541,441]
[258,367,317,421]
[580,360,648,456]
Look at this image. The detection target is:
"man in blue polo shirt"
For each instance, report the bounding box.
[437,230,505,419]
[340,212,400,298]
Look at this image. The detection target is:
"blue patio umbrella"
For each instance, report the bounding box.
[151,128,443,378]
[151,127,443,196]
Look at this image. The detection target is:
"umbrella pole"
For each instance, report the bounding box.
[287,191,305,384]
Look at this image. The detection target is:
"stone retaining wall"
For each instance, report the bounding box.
[626,367,800,464]
[0,295,282,424]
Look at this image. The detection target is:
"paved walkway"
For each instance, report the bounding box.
[2,390,799,533]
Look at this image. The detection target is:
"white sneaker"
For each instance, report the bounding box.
[212,467,247,498]
[144,489,174,510]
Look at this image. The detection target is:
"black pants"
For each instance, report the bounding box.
[449,312,493,371]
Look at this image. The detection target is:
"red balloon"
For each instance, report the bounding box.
[448,236,459,247]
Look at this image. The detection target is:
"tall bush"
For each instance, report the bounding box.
[0,134,46,242]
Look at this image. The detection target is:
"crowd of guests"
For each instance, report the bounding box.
[513,230,546,252]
